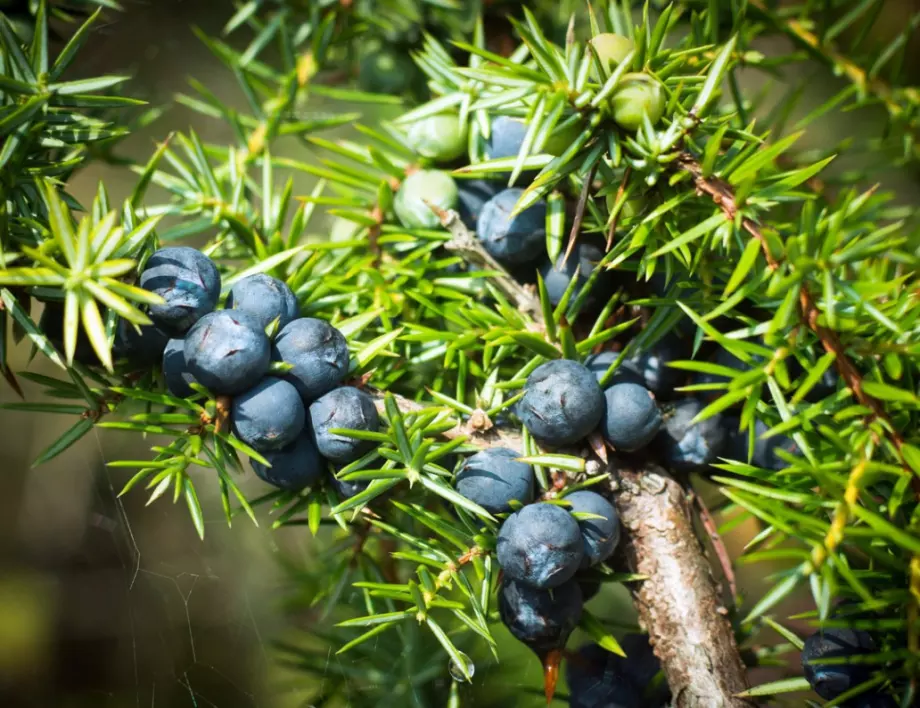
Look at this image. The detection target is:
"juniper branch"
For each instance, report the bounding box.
[675,152,919,495]
[370,391,752,706]
[612,460,753,708]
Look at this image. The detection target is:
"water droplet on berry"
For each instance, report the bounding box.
[448,652,475,681]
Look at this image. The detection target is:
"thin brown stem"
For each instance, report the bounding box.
[562,162,598,267]
[690,489,738,601]
[431,204,544,322]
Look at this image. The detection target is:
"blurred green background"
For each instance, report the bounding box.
[0,1,918,706]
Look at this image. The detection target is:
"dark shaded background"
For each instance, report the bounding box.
[0,1,918,707]
[0,4,290,707]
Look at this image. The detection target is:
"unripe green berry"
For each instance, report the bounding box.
[394,170,458,229]
[589,33,635,75]
[359,49,418,95]
[605,193,643,219]
[542,120,583,156]
[405,114,468,163]
[330,217,362,243]
[610,73,665,132]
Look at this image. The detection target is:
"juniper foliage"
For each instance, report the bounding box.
[1,1,918,706]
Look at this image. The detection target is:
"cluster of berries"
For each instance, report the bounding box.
[523,338,804,480]
[451,365,672,703]
[115,246,381,495]
[384,32,667,299]
[381,25,831,479]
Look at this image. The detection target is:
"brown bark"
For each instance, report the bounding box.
[611,459,753,707]
[370,392,752,705]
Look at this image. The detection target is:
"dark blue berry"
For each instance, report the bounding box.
[520,360,605,446]
[584,350,622,386]
[586,338,687,398]
[618,334,688,398]
[251,433,324,492]
[585,350,654,391]
[139,247,220,336]
[804,366,840,402]
[656,397,727,473]
[225,274,299,332]
[308,386,380,464]
[162,338,197,398]
[454,447,534,514]
[577,576,601,602]
[617,633,669,704]
[497,503,584,589]
[540,242,614,308]
[725,417,798,471]
[485,116,539,185]
[183,310,270,395]
[272,318,350,402]
[456,179,502,230]
[564,490,620,568]
[567,636,669,708]
[330,475,370,500]
[231,377,306,452]
[601,382,662,452]
[566,643,642,708]
[476,188,546,265]
[486,116,528,161]
[39,301,102,366]
[113,319,169,364]
[802,628,875,700]
[498,577,582,653]
[693,347,749,388]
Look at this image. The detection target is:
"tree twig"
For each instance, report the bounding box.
[675,152,918,495]
[429,204,543,321]
[612,459,753,707]
[369,391,752,706]
[562,162,598,266]
[689,488,738,601]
